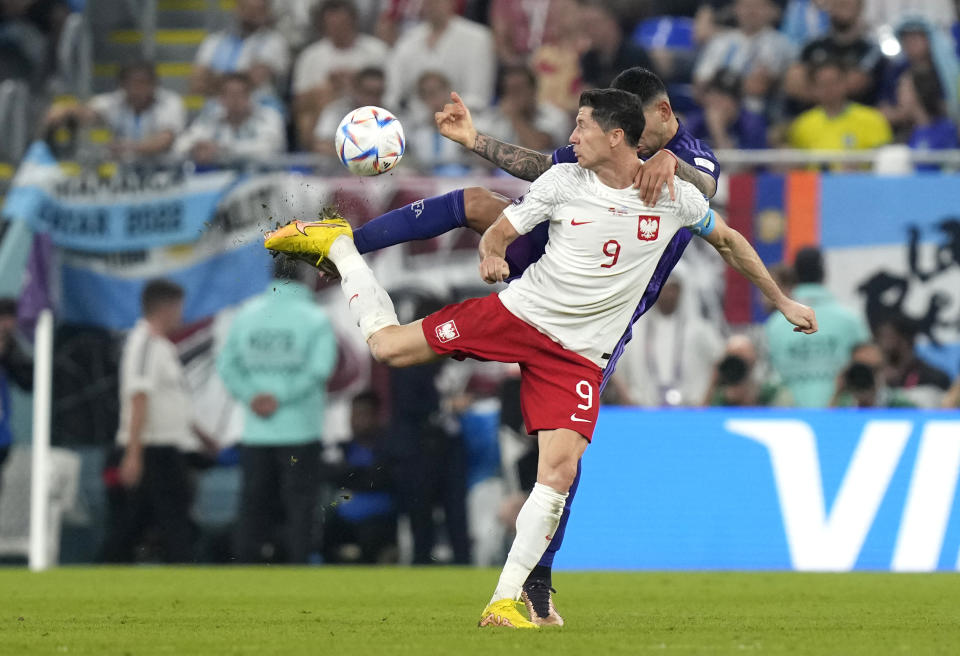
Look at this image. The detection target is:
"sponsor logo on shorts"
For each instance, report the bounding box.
[436,320,460,343]
[570,414,591,423]
[410,199,425,217]
[638,216,660,241]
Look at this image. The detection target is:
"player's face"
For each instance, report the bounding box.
[569,107,609,168]
[637,99,672,157]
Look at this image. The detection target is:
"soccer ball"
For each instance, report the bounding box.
[334,106,405,176]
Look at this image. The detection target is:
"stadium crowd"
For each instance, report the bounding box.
[20,0,960,165]
[1,0,960,565]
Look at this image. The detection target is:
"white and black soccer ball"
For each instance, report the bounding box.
[334,106,405,176]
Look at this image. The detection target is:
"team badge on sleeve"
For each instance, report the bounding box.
[436,320,460,343]
[638,216,660,241]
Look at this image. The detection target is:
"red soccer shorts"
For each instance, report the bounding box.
[422,294,603,441]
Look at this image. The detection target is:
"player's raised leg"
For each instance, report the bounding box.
[352,187,510,255]
[479,427,586,629]
[264,218,439,367]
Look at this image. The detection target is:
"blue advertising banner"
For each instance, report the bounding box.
[2,143,238,252]
[560,408,960,571]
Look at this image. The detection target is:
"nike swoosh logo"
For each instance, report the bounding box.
[570,414,591,423]
[571,220,594,226]
[348,294,359,304]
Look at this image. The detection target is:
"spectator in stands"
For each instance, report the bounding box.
[43,62,185,159]
[579,1,653,90]
[174,73,285,165]
[899,68,959,166]
[103,280,216,563]
[693,0,796,111]
[530,0,586,113]
[786,59,892,151]
[473,66,571,155]
[830,342,914,408]
[292,0,388,150]
[312,67,386,156]
[612,268,725,407]
[765,247,870,407]
[780,0,829,47]
[489,0,555,66]
[686,69,768,149]
[385,0,495,112]
[861,0,957,32]
[0,298,32,491]
[880,17,960,131]
[705,335,792,407]
[321,391,397,564]
[216,261,336,563]
[405,71,473,175]
[190,0,289,98]
[874,315,952,408]
[387,295,470,565]
[782,0,884,111]
[0,0,67,87]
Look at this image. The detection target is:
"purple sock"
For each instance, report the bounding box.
[535,459,581,569]
[353,189,467,254]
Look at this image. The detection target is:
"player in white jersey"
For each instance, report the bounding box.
[263,89,817,628]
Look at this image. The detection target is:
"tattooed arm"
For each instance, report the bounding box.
[435,91,553,181]
[471,133,553,182]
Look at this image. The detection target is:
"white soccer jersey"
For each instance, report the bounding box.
[498,163,712,368]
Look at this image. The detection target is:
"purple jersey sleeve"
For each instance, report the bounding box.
[665,122,721,185]
[551,144,577,165]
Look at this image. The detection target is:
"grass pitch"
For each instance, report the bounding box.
[2,568,959,655]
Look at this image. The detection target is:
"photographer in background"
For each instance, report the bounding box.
[0,298,33,489]
[704,335,792,407]
[830,342,914,408]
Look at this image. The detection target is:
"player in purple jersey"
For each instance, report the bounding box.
[320,68,721,626]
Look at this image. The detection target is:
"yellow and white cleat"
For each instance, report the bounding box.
[478,599,539,629]
[263,211,353,268]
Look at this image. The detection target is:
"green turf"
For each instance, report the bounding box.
[2,567,959,655]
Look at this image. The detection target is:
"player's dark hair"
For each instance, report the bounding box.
[141,279,184,315]
[117,61,156,84]
[497,65,537,98]
[579,88,646,146]
[610,67,668,106]
[794,246,824,284]
[0,297,17,317]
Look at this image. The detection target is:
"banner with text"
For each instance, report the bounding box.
[561,407,960,571]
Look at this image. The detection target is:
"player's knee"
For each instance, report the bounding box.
[463,187,510,234]
[538,460,578,493]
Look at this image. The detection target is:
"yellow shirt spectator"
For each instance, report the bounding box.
[788,102,893,150]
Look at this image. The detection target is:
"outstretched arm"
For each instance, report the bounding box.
[478,214,520,283]
[703,211,818,334]
[435,92,552,181]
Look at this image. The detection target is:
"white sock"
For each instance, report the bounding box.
[329,236,399,340]
[490,483,568,604]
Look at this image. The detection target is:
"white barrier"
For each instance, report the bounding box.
[28,309,53,571]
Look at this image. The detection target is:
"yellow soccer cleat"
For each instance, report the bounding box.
[263,211,353,268]
[478,599,540,629]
